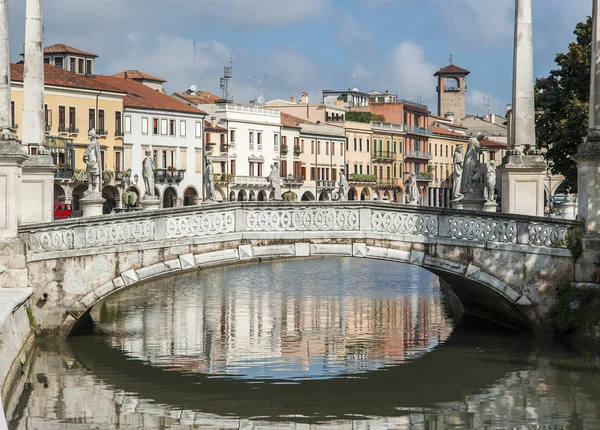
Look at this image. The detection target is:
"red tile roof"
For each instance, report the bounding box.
[431,126,468,138]
[93,75,206,115]
[434,64,470,76]
[10,63,125,93]
[280,112,313,128]
[205,120,226,132]
[173,91,222,105]
[111,70,166,83]
[44,44,98,57]
[481,138,507,149]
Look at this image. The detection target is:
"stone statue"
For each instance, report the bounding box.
[337,171,349,201]
[484,161,496,202]
[204,159,215,202]
[405,173,418,204]
[460,132,484,195]
[267,164,282,201]
[83,129,102,194]
[452,144,464,201]
[142,149,155,197]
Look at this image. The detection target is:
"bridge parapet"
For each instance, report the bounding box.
[19,203,582,258]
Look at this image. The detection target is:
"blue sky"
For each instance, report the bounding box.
[7,0,592,117]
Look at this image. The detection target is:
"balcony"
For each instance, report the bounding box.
[371,122,404,133]
[280,144,289,155]
[231,176,269,186]
[404,125,432,136]
[220,143,229,153]
[282,175,304,188]
[349,174,377,183]
[68,126,79,135]
[55,167,74,180]
[372,151,396,161]
[293,145,301,157]
[97,129,108,137]
[205,142,217,154]
[404,150,432,160]
[214,173,233,183]
[154,168,186,184]
[375,178,400,187]
[58,125,67,135]
[115,130,124,138]
[405,172,433,182]
[445,86,460,92]
[317,180,336,190]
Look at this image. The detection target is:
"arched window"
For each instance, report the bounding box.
[446,77,460,91]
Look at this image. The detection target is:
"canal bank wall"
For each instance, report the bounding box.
[0,286,35,430]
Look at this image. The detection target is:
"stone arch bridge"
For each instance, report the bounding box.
[18,202,581,337]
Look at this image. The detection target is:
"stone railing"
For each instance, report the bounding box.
[19,203,582,256]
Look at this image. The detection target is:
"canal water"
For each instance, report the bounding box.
[6,258,600,429]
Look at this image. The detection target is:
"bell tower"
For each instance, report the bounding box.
[434,60,470,122]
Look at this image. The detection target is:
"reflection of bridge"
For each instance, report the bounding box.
[18,202,581,336]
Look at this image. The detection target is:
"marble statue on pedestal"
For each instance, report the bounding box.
[267,164,282,201]
[460,132,484,195]
[484,161,497,202]
[83,129,102,195]
[452,144,464,201]
[142,149,155,197]
[204,159,215,202]
[338,172,349,201]
[405,173,418,204]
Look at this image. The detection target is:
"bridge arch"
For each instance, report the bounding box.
[20,202,579,338]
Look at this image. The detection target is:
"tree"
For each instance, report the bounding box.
[535,17,591,191]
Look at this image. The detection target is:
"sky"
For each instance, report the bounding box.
[6,0,593,117]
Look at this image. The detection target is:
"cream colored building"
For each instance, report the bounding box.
[371,121,404,201]
[9,63,126,215]
[428,127,468,207]
[333,121,374,200]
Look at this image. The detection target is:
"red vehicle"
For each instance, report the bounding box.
[53,203,72,219]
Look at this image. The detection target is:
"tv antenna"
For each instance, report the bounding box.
[350,73,357,87]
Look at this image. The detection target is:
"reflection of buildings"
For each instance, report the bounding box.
[95,266,453,379]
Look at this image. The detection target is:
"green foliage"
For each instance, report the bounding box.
[346,111,386,123]
[554,285,600,334]
[71,169,86,183]
[283,191,297,202]
[350,174,377,182]
[26,306,36,329]
[122,191,137,207]
[103,169,115,183]
[535,17,592,192]
[566,231,584,260]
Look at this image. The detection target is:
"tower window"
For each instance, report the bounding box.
[445,77,460,92]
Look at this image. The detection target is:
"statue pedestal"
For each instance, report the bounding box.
[21,153,56,224]
[462,199,486,212]
[561,200,577,220]
[80,192,105,218]
[143,196,161,211]
[451,199,463,210]
[482,201,499,213]
[498,150,546,216]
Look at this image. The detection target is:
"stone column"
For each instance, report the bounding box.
[574,0,600,282]
[22,0,45,152]
[20,0,56,224]
[511,0,535,154]
[497,0,546,216]
[0,0,10,131]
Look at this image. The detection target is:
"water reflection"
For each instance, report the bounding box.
[94,258,453,380]
[7,258,600,429]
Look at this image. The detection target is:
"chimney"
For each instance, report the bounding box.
[249,100,256,108]
[211,116,216,128]
[385,90,388,94]
[301,92,309,104]
[290,96,296,103]
[124,71,128,79]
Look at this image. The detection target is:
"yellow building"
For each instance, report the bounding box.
[371,121,405,201]
[428,126,468,207]
[10,63,126,213]
[336,121,374,200]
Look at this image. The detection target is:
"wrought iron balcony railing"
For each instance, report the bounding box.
[282,175,304,187]
[154,168,186,183]
[405,150,432,160]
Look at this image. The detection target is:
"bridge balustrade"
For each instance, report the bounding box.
[19,203,581,257]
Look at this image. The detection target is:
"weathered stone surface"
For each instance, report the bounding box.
[238,245,253,260]
[194,249,239,266]
[179,253,195,270]
[253,245,294,258]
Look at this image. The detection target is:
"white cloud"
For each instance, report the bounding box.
[466,89,506,116]
[339,15,373,56]
[384,41,438,107]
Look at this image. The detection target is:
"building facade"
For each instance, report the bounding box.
[336,121,374,201]
[93,74,207,209]
[266,94,348,123]
[9,63,127,216]
[371,121,404,201]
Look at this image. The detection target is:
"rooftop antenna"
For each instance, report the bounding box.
[192,41,196,87]
[350,73,357,87]
[220,58,233,102]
